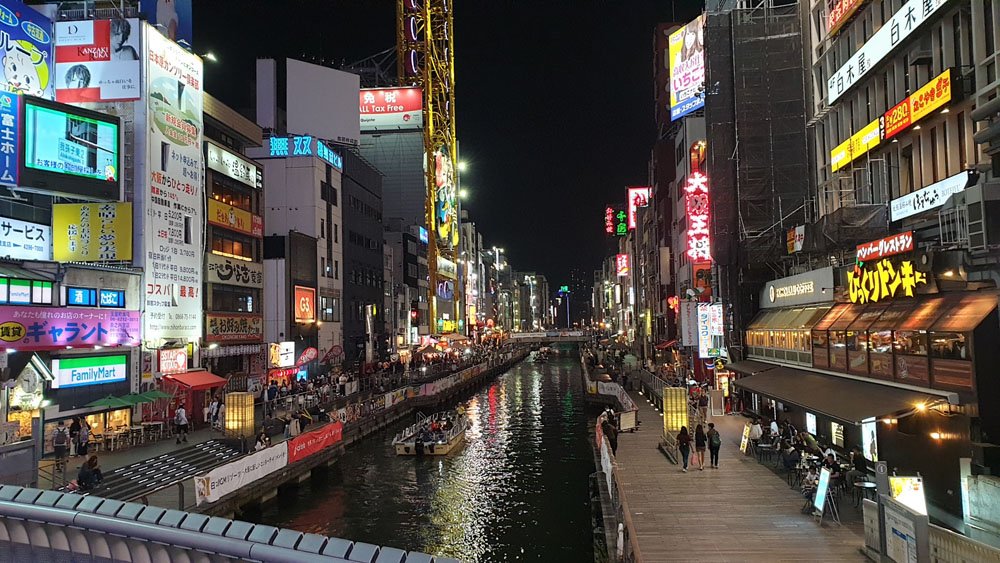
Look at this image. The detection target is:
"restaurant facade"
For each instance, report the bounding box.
[733,242,998,519]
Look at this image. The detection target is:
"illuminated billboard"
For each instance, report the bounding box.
[433,145,458,250]
[52,202,132,261]
[19,96,120,200]
[604,204,626,237]
[55,19,142,103]
[626,186,650,230]
[684,172,711,263]
[616,254,630,277]
[294,286,315,323]
[359,87,423,131]
[668,15,704,121]
[0,0,54,99]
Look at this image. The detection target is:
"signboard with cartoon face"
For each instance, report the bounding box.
[0,1,54,99]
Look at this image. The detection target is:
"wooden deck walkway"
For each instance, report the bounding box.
[614,392,867,562]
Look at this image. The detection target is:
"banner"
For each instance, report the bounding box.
[52,203,132,261]
[0,306,140,350]
[55,19,142,102]
[697,303,712,358]
[287,422,343,464]
[142,25,203,342]
[205,313,263,342]
[194,443,287,505]
[359,87,423,131]
[668,15,705,120]
[208,198,262,238]
[679,301,698,346]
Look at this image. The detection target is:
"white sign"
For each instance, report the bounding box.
[709,303,724,337]
[697,303,712,358]
[141,26,204,343]
[890,171,970,222]
[205,253,264,288]
[194,443,288,504]
[0,217,51,261]
[51,354,127,389]
[206,141,262,189]
[269,341,295,368]
[806,412,817,435]
[359,87,423,131]
[679,301,699,347]
[827,0,949,104]
[437,256,457,280]
[55,19,143,103]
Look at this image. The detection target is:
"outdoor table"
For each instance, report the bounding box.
[130,425,145,446]
[854,481,878,507]
[106,430,129,451]
[141,421,164,441]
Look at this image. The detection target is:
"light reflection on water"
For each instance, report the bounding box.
[256,357,595,562]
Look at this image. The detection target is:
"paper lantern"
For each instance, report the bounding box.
[225,392,255,439]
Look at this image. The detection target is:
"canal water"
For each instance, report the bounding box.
[255,354,596,562]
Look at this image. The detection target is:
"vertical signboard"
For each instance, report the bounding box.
[142,26,203,342]
[685,172,712,262]
[697,302,712,358]
[626,186,650,230]
[0,0,54,99]
[668,15,705,121]
[0,92,19,186]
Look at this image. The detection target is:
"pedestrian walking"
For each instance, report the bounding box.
[694,424,707,470]
[208,395,221,430]
[707,422,722,468]
[52,421,70,471]
[69,417,81,457]
[77,420,90,457]
[174,403,189,444]
[677,426,692,472]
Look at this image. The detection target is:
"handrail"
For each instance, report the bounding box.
[611,461,644,563]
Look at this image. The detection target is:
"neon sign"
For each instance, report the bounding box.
[684,172,711,262]
[616,254,630,277]
[604,204,627,237]
[627,187,650,230]
[847,259,927,304]
[268,135,343,170]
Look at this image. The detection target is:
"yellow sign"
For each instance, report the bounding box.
[848,259,927,304]
[739,423,751,454]
[208,199,262,237]
[662,387,689,438]
[831,118,881,172]
[52,203,133,261]
[909,69,951,124]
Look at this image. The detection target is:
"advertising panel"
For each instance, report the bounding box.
[761,267,834,309]
[359,87,422,131]
[827,0,949,104]
[0,306,140,350]
[814,467,832,511]
[54,19,141,103]
[626,186,650,230]
[668,15,704,121]
[157,347,187,374]
[205,253,263,287]
[890,170,970,222]
[786,225,805,254]
[293,286,315,322]
[615,253,630,277]
[20,97,120,199]
[206,141,261,189]
[268,341,294,368]
[806,412,817,435]
[287,422,343,464]
[0,92,18,186]
[51,354,127,389]
[826,0,865,36]
[208,199,262,238]
[286,58,360,146]
[889,476,928,515]
[52,202,132,261]
[0,0,54,99]
[433,145,458,250]
[194,443,287,505]
[604,204,627,237]
[266,134,343,169]
[436,256,457,279]
[679,301,698,346]
[709,303,724,337]
[0,216,49,260]
[143,26,203,342]
[862,418,879,461]
[848,258,927,304]
[685,172,711,262]
[206,313,263,343]
[139,0,193,47]
[697,302,711,358]
[882,69,951,141]
[830,118,880,173]
[856,231,914,261]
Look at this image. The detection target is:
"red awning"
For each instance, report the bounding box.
[164,370,227,391]
[655,340,678,350]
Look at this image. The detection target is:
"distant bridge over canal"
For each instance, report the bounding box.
[505,330,590,344]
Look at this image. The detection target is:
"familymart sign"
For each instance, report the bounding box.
[51,354,127,389]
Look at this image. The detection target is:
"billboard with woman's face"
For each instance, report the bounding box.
[668,15,705,121]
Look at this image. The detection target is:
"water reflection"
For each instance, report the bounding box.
[257,356,594,562]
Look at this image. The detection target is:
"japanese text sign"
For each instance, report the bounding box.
[856,231,914,262]
[206,141,261,189]
[627,186,650,229]
[0,306,140,350]
[51,354,127,389]
[359,87,423,131]
[0,216,49,260]
[287,421,344,464]
[0,0,54,99]
[208,199,262,238]
[882,69,951,140]
[890,170,970,221]
[268,135,343,169]
[0,92,18,186]
[684,172,712,262]
[206,253,263,288]
[827,0,949,104]
[158,347,187,374]
[206,313,263,343]
[848,259,927,304]
[55,19,142,102]
[52,202,132,261]
[616,254,630,277]
[826,0,864,36]
[294,286,315,322]
[668,15,705,120]
[604,204,627,237]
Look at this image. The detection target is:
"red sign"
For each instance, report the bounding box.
[293,286,316,322]
[616,254,630,277]
[882,98,911,140]
[287,422,344,464]
[296,347,318,366]
[684,172,712,263]
[626,187,651,229]
[856,231,914,261]
[158,348,188,374]
[359,88,423,115]
[826,0,864,36]
[604,206,614,235]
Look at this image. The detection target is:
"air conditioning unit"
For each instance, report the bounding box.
[964,181,1000,252]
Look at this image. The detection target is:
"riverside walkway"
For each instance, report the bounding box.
[614,391,866,562]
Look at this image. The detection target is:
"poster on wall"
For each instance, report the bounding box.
[52,202,131,261]
[359,87,422,131]
[0,216,49,260]
[862,418,879,462]
[142,25,203,343]
[55,19,141,103]
[668,15,704,121]
[0,0,55,99]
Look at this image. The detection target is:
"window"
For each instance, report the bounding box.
[958,112,967,169]
[320,219,325,239]
[869,330,893,353]
[893,330,927,356]
[210,178,253,211]
[212,231,255,260]
[321,296,336,322]
[987,0,996,57]
[321,257,326,277]
[211,285,260,313]
[334,224,338,243]
[812,331,828,349]
[929,332,968,360]
[334,260,339,280]
[0,279,53,304]
[930,128,939,182]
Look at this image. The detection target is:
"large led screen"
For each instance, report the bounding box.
[19,96,119,200]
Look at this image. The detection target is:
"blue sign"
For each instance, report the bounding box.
[0,0,54,99]
[99,289,125,308]
[0,92,18,186]
[269,135,343,170]
[418,226,428,244]
[140,0,193,48]
[296,367,308,381]
[66,286,96,307]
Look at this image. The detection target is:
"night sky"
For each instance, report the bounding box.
[196,0,700,293]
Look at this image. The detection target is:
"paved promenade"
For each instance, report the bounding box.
[614,392,866,562]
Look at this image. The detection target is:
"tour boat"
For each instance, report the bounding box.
[393,411,468,456]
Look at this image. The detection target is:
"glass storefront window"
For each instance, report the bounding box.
[869,330,893,353]
[846,331,864,351]
[830,331,846,348]
[894,331,928,356]
[85,408,132,436]
[929,332,968,360]
[812,331,828,348]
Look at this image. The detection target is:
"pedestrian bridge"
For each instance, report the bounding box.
[0,485,456,563]
[505,330,589,344]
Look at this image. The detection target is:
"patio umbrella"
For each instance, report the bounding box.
[86,395,132,409]
[119,393,153,405]
[140,390,172,400]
